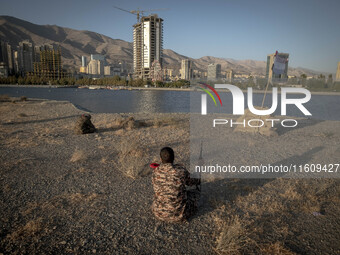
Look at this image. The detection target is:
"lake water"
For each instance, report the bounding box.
[0,86,339,120]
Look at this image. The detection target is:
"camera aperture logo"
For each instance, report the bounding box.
[199,84,312,128]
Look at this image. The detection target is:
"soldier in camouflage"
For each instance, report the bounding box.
[152,147,201,223]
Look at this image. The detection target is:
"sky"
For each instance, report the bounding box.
[1,0,339,74]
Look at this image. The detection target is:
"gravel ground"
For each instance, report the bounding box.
[0,98,339,254]
[0,99,216,254]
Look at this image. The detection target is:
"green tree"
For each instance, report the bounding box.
[133,78,145,87]
[154,80,164,87]
[128,78,133,86]
[18,77,24,85]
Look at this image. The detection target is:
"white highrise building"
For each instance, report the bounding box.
[87,59,104,75]
[180,59,192,80]
[133,14,163,79]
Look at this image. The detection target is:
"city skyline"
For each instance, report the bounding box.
[1,0,339,74]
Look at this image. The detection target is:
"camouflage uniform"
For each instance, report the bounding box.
[74,114,97,134]
[152,163,200,223]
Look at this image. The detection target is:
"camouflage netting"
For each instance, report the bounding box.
[74,114,97,134]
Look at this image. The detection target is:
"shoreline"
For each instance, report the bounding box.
[1,84,340,96]
[2,97,339,123]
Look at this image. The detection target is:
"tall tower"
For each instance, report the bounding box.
[180,59,192,80]
[133,14,163,79]
[336,62,340,82]
[80,56,87,73]
[226,69,234,82]
[18,40,35,75]
[32,44,64,79]
[207,63,221,80]
[0,41,9,77]
[81,56,87,67]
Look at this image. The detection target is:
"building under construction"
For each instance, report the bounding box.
[133,14,163,79]
[31,44,68,79]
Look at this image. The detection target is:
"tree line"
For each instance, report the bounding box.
[0,74,339,91]
[0,75,191,88]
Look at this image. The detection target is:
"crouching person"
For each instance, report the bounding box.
[152,147,200,223]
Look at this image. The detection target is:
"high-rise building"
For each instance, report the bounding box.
[82,56,87,67]
[86,54,105,75]
[0,41,17,77]
[34,46,41,62]
[88,60,98,75]
[207,63,221,80]
[18,40,35,75]
[0,42,8,62]
[180,59,192,80]
[0,41,9,77]
[163,68,173,80]
[113,65,122,76]
[6,44,15,75]
[80,56,87,73]
[192,69,203,79]
[104,66,112,76]
[266,52,289,81]
[104,65,122,76]
[0,63,8,77]
[87,59,104,76]
[336,62,340,82]
[32,44,65,79]
[226,69,234,82]
[97,61,104,76]
[13,50,19,74]
[133,14,163,79]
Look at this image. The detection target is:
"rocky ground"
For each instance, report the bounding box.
[0,97,339,254]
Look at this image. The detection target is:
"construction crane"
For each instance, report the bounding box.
[113,6,168,22]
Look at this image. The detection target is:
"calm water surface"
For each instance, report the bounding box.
[0,86,339,120]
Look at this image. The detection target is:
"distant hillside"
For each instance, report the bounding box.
[0,15,322,76]
[0,16,133,71]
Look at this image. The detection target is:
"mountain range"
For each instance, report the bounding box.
[0,15,323,77]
